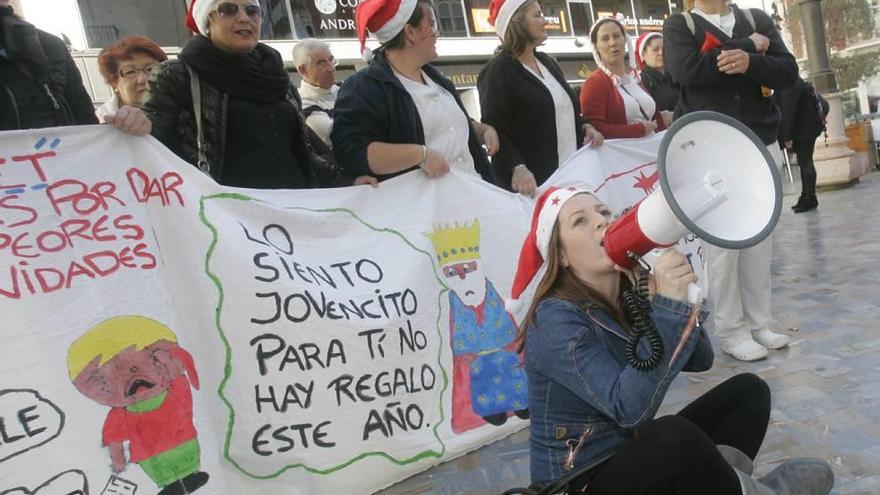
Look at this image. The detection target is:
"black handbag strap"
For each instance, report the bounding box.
[618,83,651,122]
[185,64,211,175]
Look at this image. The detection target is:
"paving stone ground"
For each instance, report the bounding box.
[378,168,880,495]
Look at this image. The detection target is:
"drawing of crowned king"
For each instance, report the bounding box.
[426,220,529,434]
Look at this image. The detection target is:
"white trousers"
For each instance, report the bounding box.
[705,144,781,348]
[704,236,773,347]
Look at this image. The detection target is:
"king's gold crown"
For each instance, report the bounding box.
[425,220,481,263]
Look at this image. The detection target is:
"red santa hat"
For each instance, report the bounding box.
[185,0,224,36]
[488,0,529,41]
[634,32,662,70]
[507,186,595,313]
[589,14,637,79]
[356,0,419,60]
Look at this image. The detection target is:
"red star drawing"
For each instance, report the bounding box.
[551,196,561,206]
[633,170,658,195]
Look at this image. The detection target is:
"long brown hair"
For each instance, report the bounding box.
[497,0,540,56]
[518,218,632,351]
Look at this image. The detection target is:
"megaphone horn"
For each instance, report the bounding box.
[603,110,783,273]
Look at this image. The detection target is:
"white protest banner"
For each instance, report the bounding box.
[0,126,688,495]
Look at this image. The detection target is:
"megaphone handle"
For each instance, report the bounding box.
[630,249,703,306]
[687,283,702,306]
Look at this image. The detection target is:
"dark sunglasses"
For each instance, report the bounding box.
[216,2,262,18]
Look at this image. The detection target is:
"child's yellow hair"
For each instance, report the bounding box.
[67,316,177,379]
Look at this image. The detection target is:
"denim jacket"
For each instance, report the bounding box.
[524,295,714,485]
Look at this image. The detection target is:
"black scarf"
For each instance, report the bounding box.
[178,35,290,103]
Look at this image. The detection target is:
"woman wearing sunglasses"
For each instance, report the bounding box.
[143,0,370,189]
[96,36,167,122]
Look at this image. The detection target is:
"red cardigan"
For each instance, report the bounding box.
[579,70,666,139]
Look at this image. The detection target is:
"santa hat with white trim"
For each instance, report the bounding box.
[488,0,529,41]
[185,0,223,36]
[356,0,419,60]
[634,32,662,70]
[589,14,637,77]
[507,186,595,313]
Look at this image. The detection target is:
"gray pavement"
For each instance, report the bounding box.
[378,168,880,495]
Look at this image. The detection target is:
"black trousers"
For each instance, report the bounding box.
[793,139,817,198]
[585,373,771,495]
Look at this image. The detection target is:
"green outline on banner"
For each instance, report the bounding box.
[199,192,450,479]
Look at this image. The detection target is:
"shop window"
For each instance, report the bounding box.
[289,0,360,39]
[464,0,497,37]
[589,0,670,35]
[542,0,573,36]
[261,0,294,40]
[569,0,595,37]
[437,0,469,36]
[77,0,190,48]
[464,0,573,37]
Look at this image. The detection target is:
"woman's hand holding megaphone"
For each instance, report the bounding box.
[652,251,698,303]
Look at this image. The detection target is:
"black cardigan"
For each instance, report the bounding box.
[640,66,679,112]
[478,51,585,190]
[663,6,798,145]
[773,77,823,145]
[331,52,495,184]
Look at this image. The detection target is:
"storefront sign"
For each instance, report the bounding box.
[470,8,495,34]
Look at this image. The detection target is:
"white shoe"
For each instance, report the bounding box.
[723,339,768,361]
[752,328,790,350]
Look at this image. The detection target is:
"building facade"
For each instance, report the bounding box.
[14,0,678,107]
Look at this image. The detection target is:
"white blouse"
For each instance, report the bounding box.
[616,74,657,127]
[522,60,578,166]
[396,71,477,176]
[692,8,736,37]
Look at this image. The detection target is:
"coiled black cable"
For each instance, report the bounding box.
[622,269,664,371]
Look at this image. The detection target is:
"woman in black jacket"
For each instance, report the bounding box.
[0,2,150,135]
[774,77,824,213]
[332,0,497,184]
[143,0,365,189]
[478,0,602,196]
[635,32,677,118]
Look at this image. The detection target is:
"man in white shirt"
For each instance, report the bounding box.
[293,39,338,148]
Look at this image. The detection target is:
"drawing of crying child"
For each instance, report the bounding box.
[67,316,209,495]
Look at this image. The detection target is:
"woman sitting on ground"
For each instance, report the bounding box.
[510,187,834,494]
